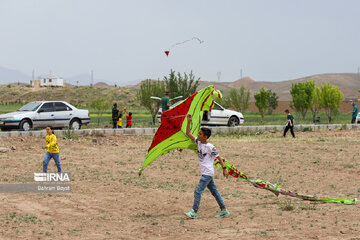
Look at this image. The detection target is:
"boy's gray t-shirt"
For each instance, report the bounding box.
[195,138,219,177]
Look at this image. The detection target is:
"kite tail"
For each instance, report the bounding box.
[214,157,357,205]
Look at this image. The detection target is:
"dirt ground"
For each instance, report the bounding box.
[0,129,359,240]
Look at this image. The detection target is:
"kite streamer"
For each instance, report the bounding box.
[164,37,204,56]
[139,85,358,205]
[214,157,357,205]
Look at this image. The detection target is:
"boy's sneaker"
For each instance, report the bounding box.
[184,209,198,219]
[215,209,230,218]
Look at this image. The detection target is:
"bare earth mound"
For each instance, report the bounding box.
[0,130,359,239]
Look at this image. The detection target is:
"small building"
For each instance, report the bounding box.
[30,79,41,88]
[31,77,65,87]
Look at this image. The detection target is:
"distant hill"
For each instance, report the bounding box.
[0,84,138,108]
[196,73,360,100]
[65,74,112,86]
[129,73,360,100]
[94,82,110,87]
[0,66,119,86]
[1,72,359,105]
[0,66,31,85]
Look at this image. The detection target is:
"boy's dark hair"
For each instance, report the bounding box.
[129,112,132,116]
[47,126,55,135]
[119,113,122,118]
[284,109,289,113]
[165,91,170,96]
[200,127,211,138]
[113,103,117,107]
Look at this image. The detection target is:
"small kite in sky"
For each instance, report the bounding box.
[164,37,204,56]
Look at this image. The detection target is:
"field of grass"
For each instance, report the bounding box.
[0,103,355,129]
[0,103,23,114]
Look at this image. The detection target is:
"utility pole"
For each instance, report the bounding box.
[240,69,243,80]
[91,70,94,86]
[217,72,221,82]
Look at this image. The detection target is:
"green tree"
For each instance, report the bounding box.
[254,87,271,122]
[239,86,251,111]
[90,97,110,126]
[267,90,279,114]
[310,86,322,123]
[290,80,315,120]
[228,88,241,111]
[216,95,231,109]
[163,69,200,99]
[320,83,343,123]
[228,86,250,112]
[137,79,166,124]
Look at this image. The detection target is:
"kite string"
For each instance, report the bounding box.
[171,37,204,47]
[164,114,187,119]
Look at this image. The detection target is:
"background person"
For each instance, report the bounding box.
[351,102,358,124]
[283,109,295,138]
[112,103,119,128]
[161,91,173,112]
[117,113,123,128]
[126,112,132,128]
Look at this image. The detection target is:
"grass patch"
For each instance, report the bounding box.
[276,199,295,211]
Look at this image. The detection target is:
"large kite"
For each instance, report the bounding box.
[139,86,358,205]
[139,85,221,175]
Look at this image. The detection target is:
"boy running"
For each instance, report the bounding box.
[43,126,62,173]
[184,114,230,219]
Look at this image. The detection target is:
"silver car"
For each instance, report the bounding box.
[0,101,90,131]
[158,101,244,126]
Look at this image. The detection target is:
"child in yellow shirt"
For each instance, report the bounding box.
[117,113,123,128]
[43,126,62,173]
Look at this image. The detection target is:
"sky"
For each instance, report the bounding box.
[0,0,359,85]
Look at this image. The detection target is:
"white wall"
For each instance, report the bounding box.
[39,78,64,87]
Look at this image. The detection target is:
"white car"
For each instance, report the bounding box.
[158,101,244,126]
[0,101,90,131]
[356,112,360,123]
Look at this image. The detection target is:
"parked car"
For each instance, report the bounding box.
[356,112,360,124]
[0,101,90,131]
[158,101,244,126]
